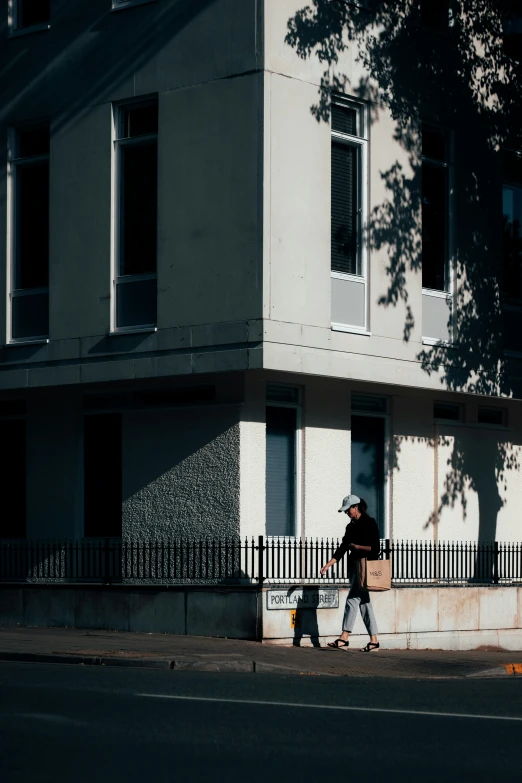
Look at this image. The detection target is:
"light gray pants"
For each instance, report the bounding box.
[342,575,379,636]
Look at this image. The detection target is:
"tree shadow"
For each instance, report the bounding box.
[285,0,522,543]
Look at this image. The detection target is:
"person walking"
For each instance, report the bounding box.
[320,494,380,652]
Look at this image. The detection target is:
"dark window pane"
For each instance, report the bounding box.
[332,104,357,136]
[422,126,447,161]
[120,142,157,276]
[421,0,449,30]
[434,402,461,420]
[502,184,522,298]
[266,406,296,537]
[84,414,122,538]
[331,142,359,275]
[351,393,387,413]
[11,291,49,339]
[15,161,49,289]
[0,400,26,416]
[351,415,385,538]
[422,162,447,290]
[478,407,505,426]
[116,277,157,328]
[0,420,26,539]
[266,384,299,404]
[503,9,522,60]
[122,103,158,138]
[19,0,50,28]
[18,125,49,158]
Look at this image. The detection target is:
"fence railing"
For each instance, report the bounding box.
[0,537,521,585]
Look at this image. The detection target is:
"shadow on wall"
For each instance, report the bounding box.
[0,0,255,136]
[122,406,241,539]
[289,586,321,647]
[286,0,522,543]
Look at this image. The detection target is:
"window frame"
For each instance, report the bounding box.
[8,0,51,36]
[6,123,50,345]
[265,385,302,539]
[350,392,390,538]
[111,97,158,334]
[330,97,369,334]
[421,123,454,345]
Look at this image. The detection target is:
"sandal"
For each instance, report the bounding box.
[361,642,380,652]
[327,639,349,649]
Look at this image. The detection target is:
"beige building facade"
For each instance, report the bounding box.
[0,0,521,548]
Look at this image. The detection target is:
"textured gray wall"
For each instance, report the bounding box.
[122,406,241,538]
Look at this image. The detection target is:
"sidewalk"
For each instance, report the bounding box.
[1,626,521,678]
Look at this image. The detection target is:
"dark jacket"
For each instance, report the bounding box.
[332,513,381,564]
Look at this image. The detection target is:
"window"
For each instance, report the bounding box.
[501,150,522,352]
[350,394,388,537]
[0,402,27,539]
[422,125,450,292]
[8,123,50,341]
[331,100,368,332]
[434,402,461,421]
[113,99,158,331]
[478,407,507,426]
[503,3,522,61]
[266,385,300,537]
[420,0,451,30]
[11,0,50,31]
[83,414,122,537]
[502,151,522,300]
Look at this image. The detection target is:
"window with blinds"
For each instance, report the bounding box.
[331,101,365,277]
[266,406,297,537]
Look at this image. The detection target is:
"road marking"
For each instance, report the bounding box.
[137,693,522,722]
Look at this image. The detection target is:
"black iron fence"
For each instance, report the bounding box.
[0,537,521,585]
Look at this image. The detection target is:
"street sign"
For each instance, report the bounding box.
[266,587,339,610]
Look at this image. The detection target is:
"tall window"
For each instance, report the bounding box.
[351,394,387,538]
[11,0,50,31]
[0,401,27,539]
[501,150,522,353]
[420,0,451,30]
[9,123,50,341]
[265,385,300,537]
[502,150,522,300]
[422,124,450,292]
[331,102,366,277]
[331,100,368,332]
[114,99,158,331]
[83,413,122,537]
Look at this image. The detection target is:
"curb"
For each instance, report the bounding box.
[0,651,274,673]
[467,663,522,678]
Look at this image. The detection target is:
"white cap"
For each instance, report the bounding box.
[338,494,361,512]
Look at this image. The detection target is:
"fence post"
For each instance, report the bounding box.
[493,540,500,584]
[384,539,391,560]
[104,537,111,584]
[258,535,264,586]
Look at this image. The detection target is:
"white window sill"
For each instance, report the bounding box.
[111,0,156,11]
[331,323,371,336]
[109,326,157,336]
[5,338,49,347]
[422,288,452,299]
[422,337,454,347]
[8,23,50,38]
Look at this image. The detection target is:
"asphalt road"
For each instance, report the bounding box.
[1,662,521,783]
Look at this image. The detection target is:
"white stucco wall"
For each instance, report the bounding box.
[122,405,241,539]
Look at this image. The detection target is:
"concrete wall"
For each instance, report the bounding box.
[0,584,259,639]
[262,585,522,650]
[123,405,241,538]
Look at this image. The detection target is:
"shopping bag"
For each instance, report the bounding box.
[356,558,391,592]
